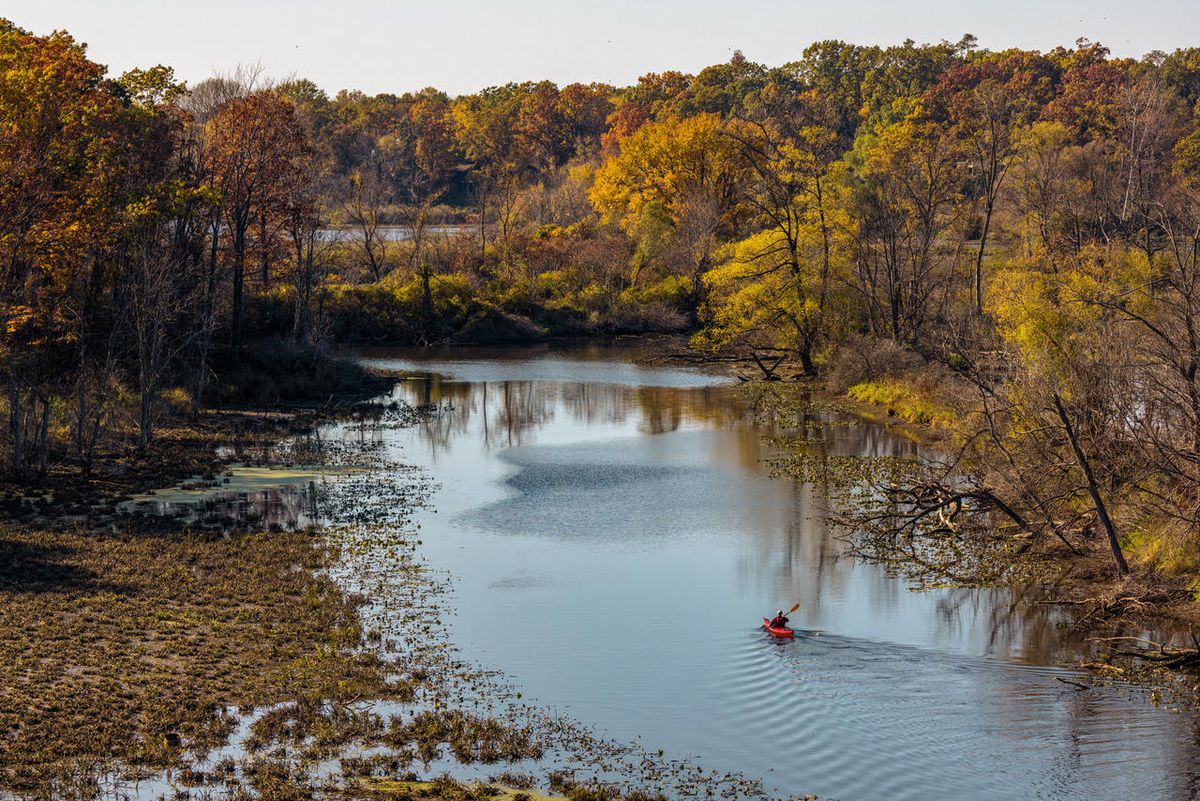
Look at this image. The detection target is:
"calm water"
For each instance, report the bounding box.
[315,224,466,242]
[346,344,1200,801]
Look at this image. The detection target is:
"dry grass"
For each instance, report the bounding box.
[356,776,567,801]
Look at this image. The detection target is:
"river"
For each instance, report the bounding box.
[343,343,1200,801]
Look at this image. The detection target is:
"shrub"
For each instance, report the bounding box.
[824,334,924,393]
[601,301,688,334]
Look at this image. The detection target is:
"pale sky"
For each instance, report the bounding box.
[5,0,1197,97]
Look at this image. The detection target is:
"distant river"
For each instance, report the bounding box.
[315,224,468,242]
[341,343,1200,801]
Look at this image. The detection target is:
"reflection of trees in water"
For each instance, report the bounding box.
[734,413,1194,663]
[400,374,477,454]
[1045,674,1200,799]
[1164,714,1200,800]
[825,416,922,460]
[148,484,317,531]
[364,364,1200,782]
[922,583,1174,663]
[395,374,556,452]
[390,375,751,454]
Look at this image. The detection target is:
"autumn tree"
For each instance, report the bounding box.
[339,155,392,281]
[205,91,307,349]
[591,113,749,310]
[279,151,331,345]
[845,110,965,346]
[697,84,849,372]
[0,21,132,475]
[928,52,1055,311]
[453,84,548,250]
[382,89,459,324]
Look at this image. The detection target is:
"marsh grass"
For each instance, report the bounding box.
[0,523,398,797]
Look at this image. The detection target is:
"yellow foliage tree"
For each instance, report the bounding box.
[589,113,744,230]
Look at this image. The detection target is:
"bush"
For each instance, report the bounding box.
[618,275,691,312]
[824,334,924,393]
[451,307,546,344]
[600,301,688,334]
[324,274,482,344]
[847,377,955,427]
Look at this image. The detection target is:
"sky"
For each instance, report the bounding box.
[5,0,1198,97]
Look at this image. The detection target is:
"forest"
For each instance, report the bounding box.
[5,17,1200,584]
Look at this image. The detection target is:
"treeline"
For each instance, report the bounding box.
[6,12,1200,578]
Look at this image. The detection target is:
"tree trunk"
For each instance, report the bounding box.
[139,385,152,452]
[259,211,270,288]
[231,224,246,350]
[291,238,307,344]
[798,339,816,376]
[36,395,49,476]
[421,263,434,338]
[1053,393,1130,576]
[974,198,994,314]
[9,382,23,477]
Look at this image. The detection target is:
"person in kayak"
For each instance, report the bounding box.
[768,609,790,630]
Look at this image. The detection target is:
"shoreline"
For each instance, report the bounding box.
[5,336,1198,799]
[734,372,1200,697]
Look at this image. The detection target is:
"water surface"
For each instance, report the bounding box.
[348,344,1200,801]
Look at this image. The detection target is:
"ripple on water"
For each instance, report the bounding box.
[488,575,552,591]
[700,631,1193,801]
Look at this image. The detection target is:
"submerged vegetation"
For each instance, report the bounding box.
[0,400,806,800]
[0,522,393,795]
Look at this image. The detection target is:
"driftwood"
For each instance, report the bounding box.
[1091,633,1200,670]
[750,352,786,381]
[1055,676,1093,690]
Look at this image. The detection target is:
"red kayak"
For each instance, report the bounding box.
[762,617,795,638]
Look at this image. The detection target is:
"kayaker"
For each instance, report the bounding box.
[769,609,790,630]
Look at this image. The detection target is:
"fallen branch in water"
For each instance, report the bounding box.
[1091,634,1200,670]
[1055,676,1093,690]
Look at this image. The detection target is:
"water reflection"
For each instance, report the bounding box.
[124,479,320,530]
[380,360,1186,667]
[394,370,749,456]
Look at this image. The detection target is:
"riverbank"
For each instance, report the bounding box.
[740,371,1200,697]
[0,353,416,797]
[11,334,1198,799]
[360,337,1200,701]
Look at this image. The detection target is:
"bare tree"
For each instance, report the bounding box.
[339,157,392,282]
[127,228,203,451]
